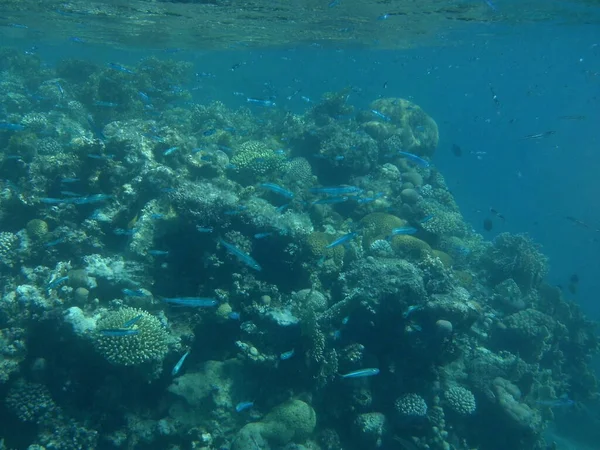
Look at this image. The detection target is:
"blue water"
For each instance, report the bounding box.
[1,6,600,450]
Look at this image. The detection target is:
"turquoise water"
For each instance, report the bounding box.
[0,2,599,449]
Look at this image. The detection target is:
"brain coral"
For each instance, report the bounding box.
[390,235,432,259]
[360,212,406,247]
[94,307,168,366]
[305,231,345,263]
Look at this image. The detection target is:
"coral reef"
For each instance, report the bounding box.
[0,49,594,450]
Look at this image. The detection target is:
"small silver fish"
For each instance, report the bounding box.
[340,368,380,378]
[172,350,190,376]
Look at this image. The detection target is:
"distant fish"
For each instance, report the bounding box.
[397,151,430,168]
[0,122,25,131]
[536,396,574,408]
[312,196,349,205]
[451,144,462,157]
[558,115,586,120]
[247,98,275,107]
[254,232,273,239]
[163,297,218,307]
[520,131,555,140]
[483,218,493,231]
[371,109,391,121]
[93,101,118,107]
[235,401,254,412]
[44,238,65,247]
[489,208,505,221]
[219,238,262,271]
[148,250,169,256]
[172,350,190,376]
[107,62,135,74]
[340,368,380,378]
[280,349,295,360]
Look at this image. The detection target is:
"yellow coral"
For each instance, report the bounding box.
[359,212,406,247]
[390,235,431,259]
[305,232,344,263]
[432,250,453,268]
[26,219,49,240]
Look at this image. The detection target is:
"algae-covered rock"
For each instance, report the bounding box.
[231,399,316,450]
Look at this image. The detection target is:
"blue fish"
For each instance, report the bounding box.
[172,350,190,376]
[312,196,349,206]
[196,226,214,233]
[99,328,139,337]
[0,122,25,131]
[163,146,179,156]
[280,349,295,360]
[397,151,430,168]
[309,186,362,196]
[163,297,218,307]
[326,232,358,249]
[235,401,254,412]
[247,98,275,107]
[44,238,65,247]
[389,227,418,236]
[219,239,262,271]
[371,109,391,121]
[260,183,294,199]
[47,275,69,289]
[340,368,380,378]
[107,62,135,74]
[228,312,241,320]
[254,232,273,239]
[122,314,143,328]
[148,250,169,256]
[93,101,118,107]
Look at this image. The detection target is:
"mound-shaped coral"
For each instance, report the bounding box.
[93,307,168,366]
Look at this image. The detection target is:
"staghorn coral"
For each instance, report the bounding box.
[93,307,169,366]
